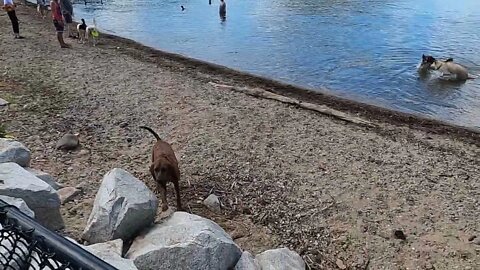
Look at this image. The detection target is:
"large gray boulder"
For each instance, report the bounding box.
[234,251,260,270]
[82,168,158,244]
[30,238,136,270]
[0,195,35,218]
[126,212,242,270]
[26,168,62,190]
[85,239,138,270]
[255,248,305,270]
[0,138,31,167]
[0,162,63,230]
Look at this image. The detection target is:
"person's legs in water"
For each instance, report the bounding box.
[7,10,21,38]
[53,20,70,48]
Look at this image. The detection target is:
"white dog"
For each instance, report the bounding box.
[77,18,87,43]
[85,18,99,46]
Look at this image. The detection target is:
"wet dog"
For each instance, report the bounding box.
[418,54,436,73]
[419,54,476,80]
[140,126,182,211]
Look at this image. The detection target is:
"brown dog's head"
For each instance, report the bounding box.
[151,156,175,183]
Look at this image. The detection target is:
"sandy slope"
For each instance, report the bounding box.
[1,5,479,269]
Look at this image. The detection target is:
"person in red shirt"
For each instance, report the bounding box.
[50,0,70,48]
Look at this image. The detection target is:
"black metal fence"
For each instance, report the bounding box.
[0,200,117,270]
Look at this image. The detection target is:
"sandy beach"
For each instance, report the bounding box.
[1,5,479,269]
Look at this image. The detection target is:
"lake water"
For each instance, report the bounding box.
[73,0,480,129]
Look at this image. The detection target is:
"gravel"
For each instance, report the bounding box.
[1,6,479,269]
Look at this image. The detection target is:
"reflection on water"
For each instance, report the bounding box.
[74,0,480,128]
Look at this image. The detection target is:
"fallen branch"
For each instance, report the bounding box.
[209,82,375,127]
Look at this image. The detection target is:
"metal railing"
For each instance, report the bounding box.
[0,200,117,270]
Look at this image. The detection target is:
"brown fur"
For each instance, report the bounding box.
[140,126,182,211]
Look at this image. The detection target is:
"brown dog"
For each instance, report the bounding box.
[140,126,182,211]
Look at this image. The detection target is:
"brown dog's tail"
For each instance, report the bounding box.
[139,126,161,141]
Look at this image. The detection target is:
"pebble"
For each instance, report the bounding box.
[78,149,90,156]
[0,98,9,107]
[58,187,81,204]
[203,194,221,213]
[393,230,406,240]
[56,133,80,150]
[472,238,480,246]
[336,258,347,269]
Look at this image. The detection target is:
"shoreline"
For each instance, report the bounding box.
[100,33,480,142]
[25,0,480,141]
[2,5,480,269]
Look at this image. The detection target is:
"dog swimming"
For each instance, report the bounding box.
[419,54,476,81]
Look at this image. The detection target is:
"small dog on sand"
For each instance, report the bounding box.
[140,126,182,211]
[77,19,87,43]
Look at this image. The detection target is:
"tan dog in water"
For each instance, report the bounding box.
[421,54,476,81]
[140,126,182,211]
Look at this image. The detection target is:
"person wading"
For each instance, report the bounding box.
[2,0,23,38]
[219,0,226,20]
[50,0,70,48]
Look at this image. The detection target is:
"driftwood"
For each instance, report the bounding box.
[208,82,375,127]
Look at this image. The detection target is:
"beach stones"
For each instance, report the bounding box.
[0,138,31,167]
[255,248,305,270]
[56,133,80,150]
[82,168,158,244]
[126,212,242,270]
[0,162,63,230]
[203,193,221,213]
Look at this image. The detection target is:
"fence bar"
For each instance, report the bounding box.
[0,199,118,270]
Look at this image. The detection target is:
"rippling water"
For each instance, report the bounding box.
[74,0,480,128]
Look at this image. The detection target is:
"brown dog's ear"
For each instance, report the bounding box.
[422,54,426,60]
[446,58,453,62]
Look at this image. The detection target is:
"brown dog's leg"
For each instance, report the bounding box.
[173,181,182,211]
[157,182,169,211]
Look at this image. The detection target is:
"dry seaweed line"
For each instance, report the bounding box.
[208,82,375,127]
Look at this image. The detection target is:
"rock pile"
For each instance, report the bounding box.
[0,137,306,269]
[0,138,64,230]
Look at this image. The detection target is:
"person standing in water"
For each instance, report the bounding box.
[50,0,70,48]
[2,0,22,38]
[219,0,226,20]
